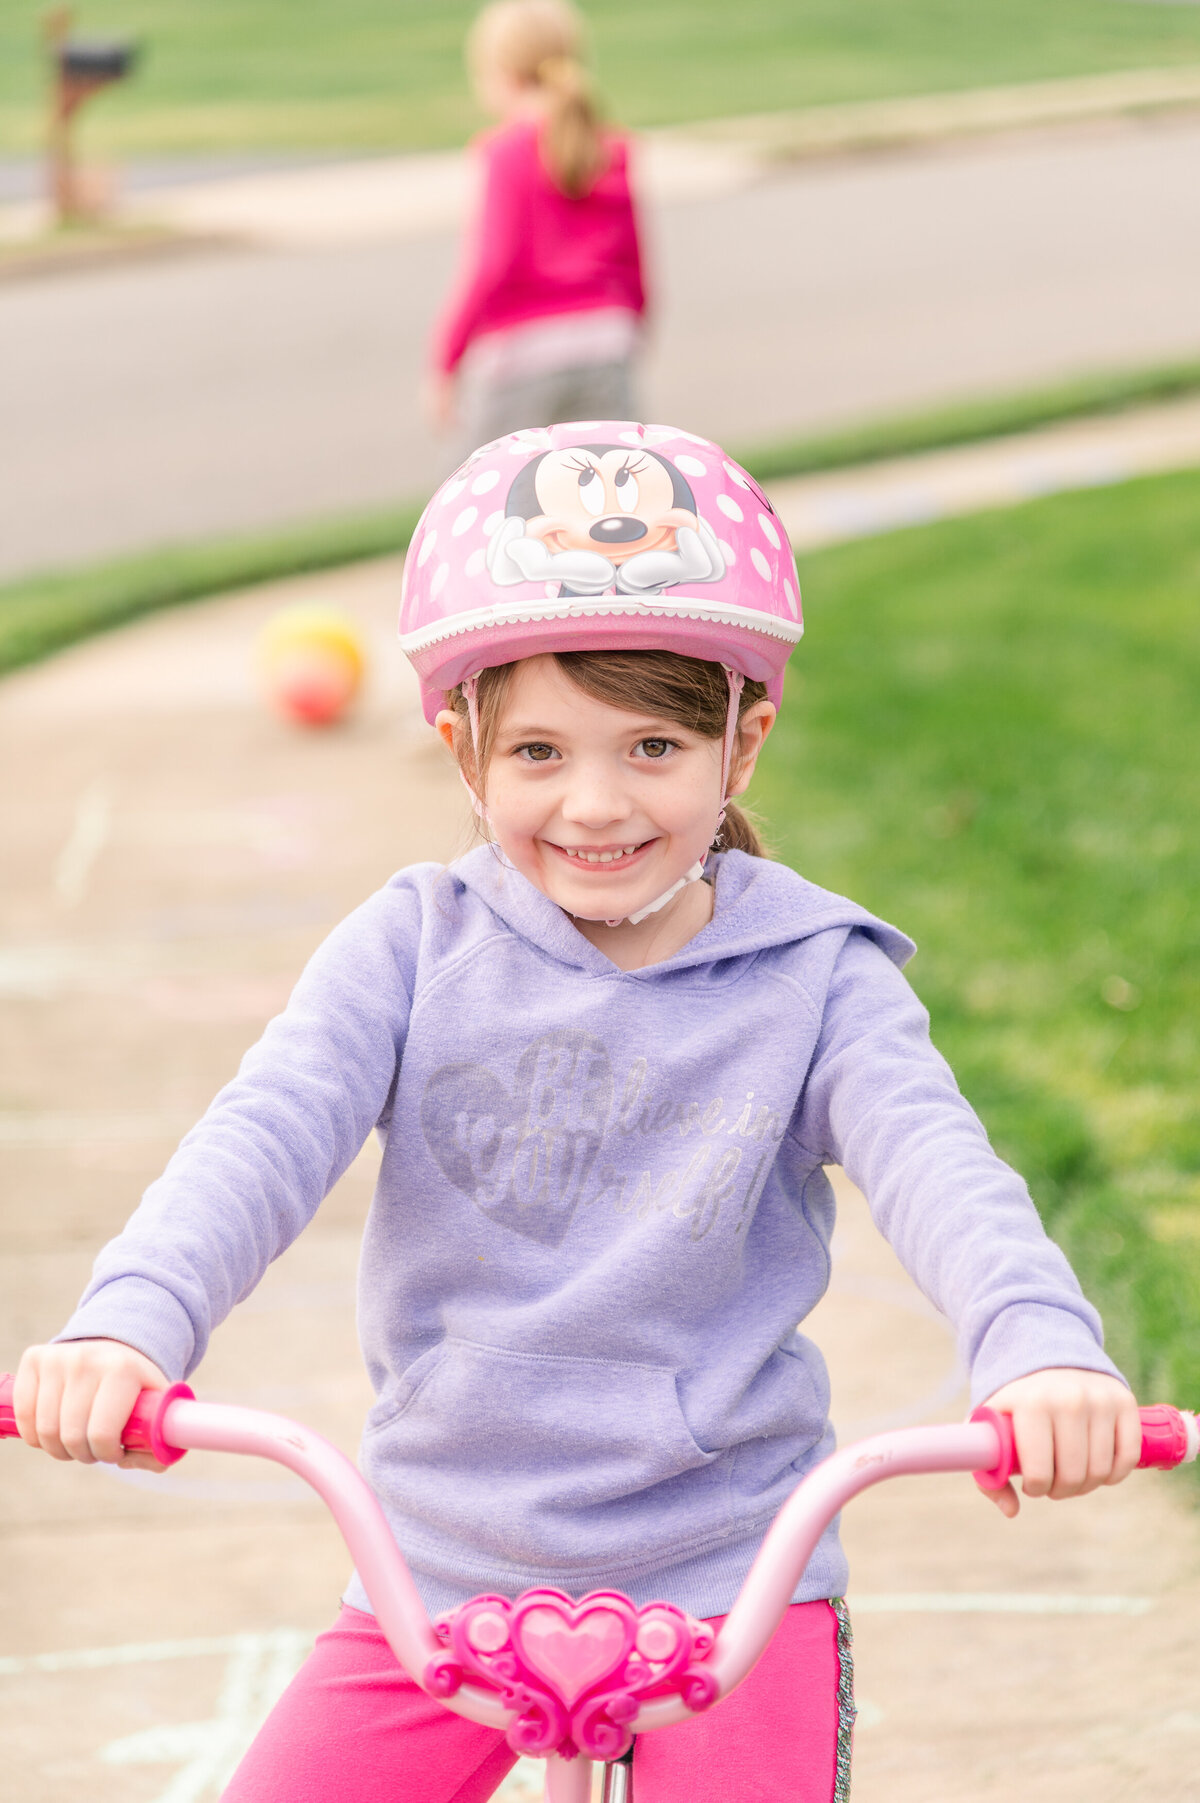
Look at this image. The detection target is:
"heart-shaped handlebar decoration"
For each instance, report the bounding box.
[514,1599,630,1705]
[425,1587,719,1761]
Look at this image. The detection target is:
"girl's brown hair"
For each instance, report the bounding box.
[445,650,771,857]
[467,0,607,199]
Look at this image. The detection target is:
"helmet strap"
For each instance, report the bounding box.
[612,859,707,929]
[715,665,745,835]
[459,673,488,820]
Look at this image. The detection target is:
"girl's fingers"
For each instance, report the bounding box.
[88,1369,145,1465]
[91,1370,169,1470]
[1108,1396,1144,1485]
[982,1373,1141,1505]
[31,1364,70,1460]
[1046,1401,1091,1498]
[11,1356,43,1451]
[980,1478,1020,1518]
[1012,1408,1055,1499]
[1073,1404,1120,1497]
[57,1371,101,1464]
[13,1342,170,1467]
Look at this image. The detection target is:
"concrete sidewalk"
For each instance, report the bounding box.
[0,134,762,256]
[772,394,1200,551]
[4,64,1200,255]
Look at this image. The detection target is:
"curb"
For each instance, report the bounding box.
[678,64,1200,162]
[0,225,235,285]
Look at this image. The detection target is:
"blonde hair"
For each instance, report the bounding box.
[467,0,607,199]
[445,651,772,857]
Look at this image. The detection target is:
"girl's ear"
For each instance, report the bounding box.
[435,709,459,755]
[727,701,777,799]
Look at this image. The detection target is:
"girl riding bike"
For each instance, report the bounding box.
[12,420,1140,1802]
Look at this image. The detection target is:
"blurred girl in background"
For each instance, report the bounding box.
[426,0,647,447]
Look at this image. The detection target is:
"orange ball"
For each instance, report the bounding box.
[258,606,366,728]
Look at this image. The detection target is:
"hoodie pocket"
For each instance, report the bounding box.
[364,1337,731,1574]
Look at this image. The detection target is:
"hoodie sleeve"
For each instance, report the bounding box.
[794,928,1124,1403]
[54,883,421,1380]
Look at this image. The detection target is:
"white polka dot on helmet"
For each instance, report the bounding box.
[398,420,804,723]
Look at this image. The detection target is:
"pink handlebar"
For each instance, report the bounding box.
[0,1373,196,1466]
[1,1369,1197,1756]
[2,1374,1191,1482]
[969,1401,1200,1489]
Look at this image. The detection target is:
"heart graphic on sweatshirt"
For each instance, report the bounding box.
[420,1029,613,1247]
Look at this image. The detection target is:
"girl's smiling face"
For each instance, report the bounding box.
[438,656,774,937]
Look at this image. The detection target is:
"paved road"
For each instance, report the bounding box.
[2,111,1200,583]
[2,554,1199,1801]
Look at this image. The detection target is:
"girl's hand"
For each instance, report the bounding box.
[13,1339,172,1473]
[422,370,458,431]
[979,1367,1142,1518]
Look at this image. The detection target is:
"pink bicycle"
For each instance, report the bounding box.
[2,1375,1195,1803]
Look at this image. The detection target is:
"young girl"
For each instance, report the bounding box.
[426,0,647,451]
[15,421,1140,1803]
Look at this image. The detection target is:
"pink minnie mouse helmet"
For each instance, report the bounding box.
[398,420,803,723]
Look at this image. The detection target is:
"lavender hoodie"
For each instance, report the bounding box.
[59,847,1120,1620]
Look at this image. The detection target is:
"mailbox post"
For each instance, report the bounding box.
[43,7,139,223]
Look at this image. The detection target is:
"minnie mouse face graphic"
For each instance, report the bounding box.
[485,444,726,597]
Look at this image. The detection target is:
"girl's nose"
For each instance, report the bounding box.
[561,765,631,828]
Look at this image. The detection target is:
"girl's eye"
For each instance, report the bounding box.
[578,468,605,517]
[614,470,639,511]
[518,743,558,762]
[636,738,672,760]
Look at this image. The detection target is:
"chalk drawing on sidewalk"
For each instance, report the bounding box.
[97,1629,311,1801]
[54,780,113,907]
[851,1592,1153,1616]
[0,1630,311,1803]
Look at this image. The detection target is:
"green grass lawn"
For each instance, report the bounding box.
[753,467,1200,1407]
[4,0,1200,153]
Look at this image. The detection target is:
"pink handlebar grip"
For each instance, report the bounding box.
[969,1406,1018,1490]
[0,1372,195,1465]
[1135,1404,1196,1471]
[970,1402,1200,1490]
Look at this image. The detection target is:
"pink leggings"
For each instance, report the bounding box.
[223,1598,854,1803]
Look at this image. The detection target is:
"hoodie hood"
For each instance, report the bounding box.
[451,843,915,978]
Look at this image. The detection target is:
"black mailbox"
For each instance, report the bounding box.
[58,38,138,83]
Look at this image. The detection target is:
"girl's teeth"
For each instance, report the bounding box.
[563,845,639,863]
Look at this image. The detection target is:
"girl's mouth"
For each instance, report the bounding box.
[548,839,654,871]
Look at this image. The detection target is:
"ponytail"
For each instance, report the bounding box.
[718,801,770,859]
[536,52,606,198]
[468,2,608,200]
